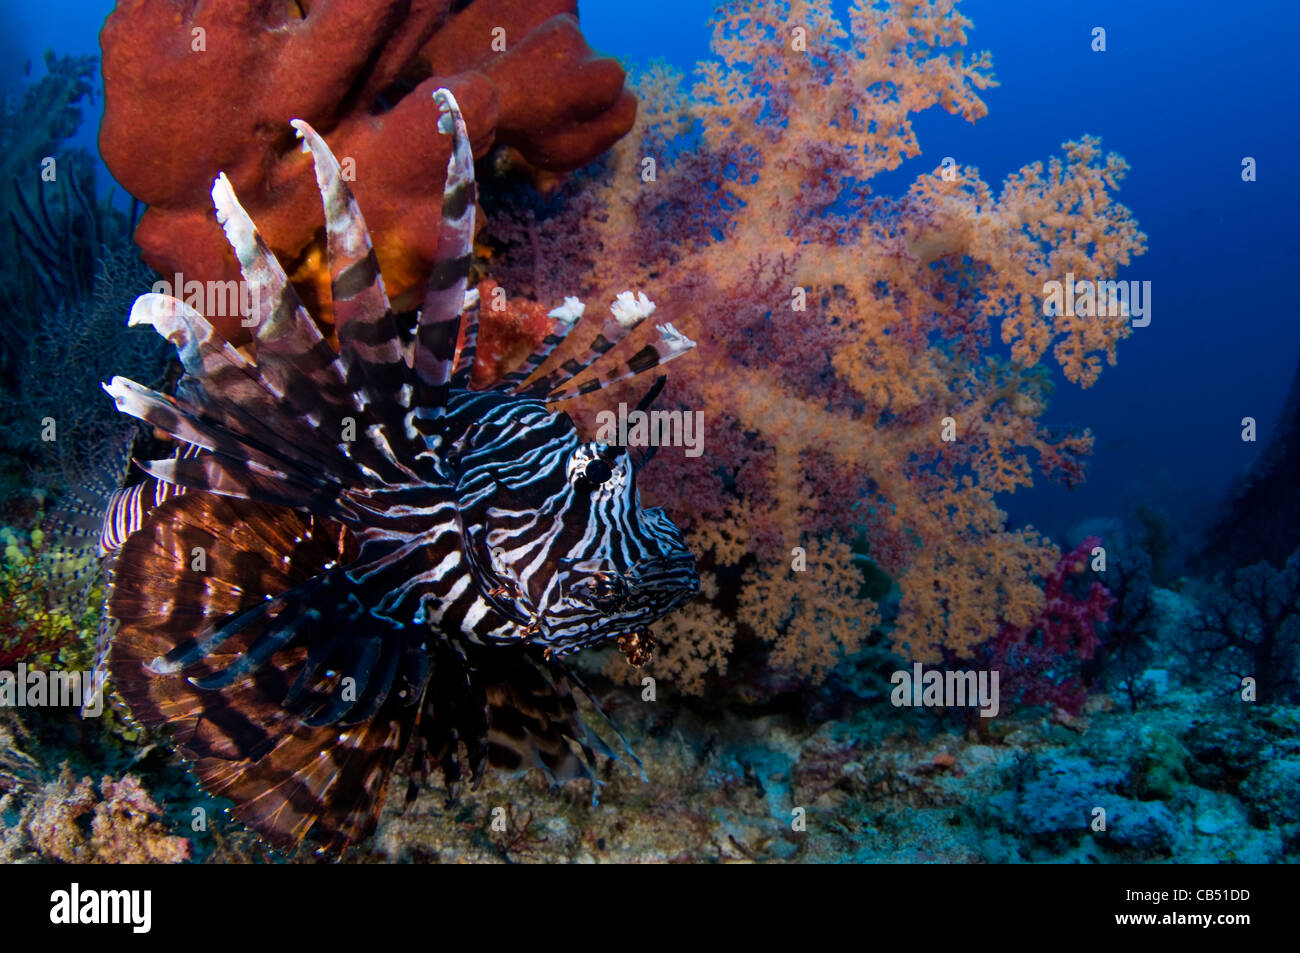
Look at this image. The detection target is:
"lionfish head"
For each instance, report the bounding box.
[457,408,698,658]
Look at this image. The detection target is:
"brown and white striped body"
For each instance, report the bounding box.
[98,90,699,851]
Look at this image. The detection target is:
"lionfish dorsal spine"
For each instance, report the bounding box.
[410,89,477,418]
[290,119,417,469]
[449,287,481,388]
[496,301,584,389]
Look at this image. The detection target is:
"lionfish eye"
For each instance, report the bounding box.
[584,458,613,486]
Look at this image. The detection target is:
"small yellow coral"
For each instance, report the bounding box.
[650,598,738,696]
[738,537,880,682]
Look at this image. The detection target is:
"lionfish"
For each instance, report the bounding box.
[95,89,699,851]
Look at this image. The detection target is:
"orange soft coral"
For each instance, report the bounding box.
[489,0,1145,692]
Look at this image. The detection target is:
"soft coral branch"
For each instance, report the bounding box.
[488,0,1144,692]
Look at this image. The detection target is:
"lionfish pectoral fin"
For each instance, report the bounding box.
[191,714,409,853]
[108,492,415,850]
[476,651,637,788]
[560,663,647,783]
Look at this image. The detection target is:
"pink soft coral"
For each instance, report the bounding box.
[489,0,1145,692]
[979,537,1116,716]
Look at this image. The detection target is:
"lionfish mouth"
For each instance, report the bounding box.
[559,552,698,609]
[477,553,699,640]
[535,552,700,654]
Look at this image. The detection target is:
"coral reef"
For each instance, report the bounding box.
[6,152,138,320]
[3,764,190,864]
[0,0,1291,870]
[0,51,160,499]
[1,583,1294,864]
[461,279,560,387]
[1186,547,1300,703]
[0,711,192,864]
[0,52,134,379]
[0,246,168,490]
[0,52,94,186]
[1075,522,1167,712]
[356,678,1297,863]
[976,536,1114,716]
[99,0,636,339]
[486,0,1145,692]
[0,524,92,671]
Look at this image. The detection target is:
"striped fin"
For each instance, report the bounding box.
[109,494,356,752]
[128,293,255,393]
[517,293,674,399]
[101,377,354,510]
[100,477,189,555]
[41,435,135,565]
[89,446,196,700]
[290,120,414,451]
[193,715,408,851]
[411,644,620,796]
[449,288,480,387]
[543,323,697,402]
[497,298,585,391]
[140,451,352,520]
[211,173,354,424]
[125,295,366,478]
[108,492,418,850]
[482,655,612,784]
[40,433,137,697]
[128,295,418,488]
[411,88,476,414]
[515,320,632,398]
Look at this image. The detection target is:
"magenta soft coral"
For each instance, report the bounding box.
[979,536,1116,715]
